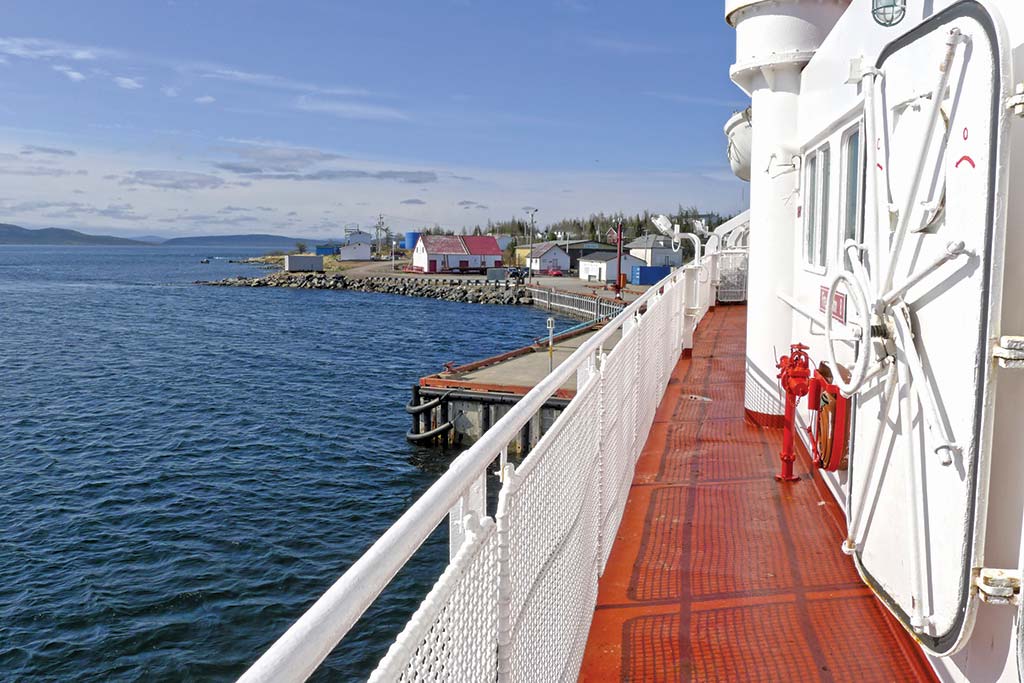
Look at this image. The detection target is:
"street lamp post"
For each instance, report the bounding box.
[392,240,397,271]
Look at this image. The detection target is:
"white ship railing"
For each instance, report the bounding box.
[239,253,730,683]
[524,286,626,319]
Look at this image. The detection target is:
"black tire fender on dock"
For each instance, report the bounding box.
[405,421,454,443]
[404,391,453,415]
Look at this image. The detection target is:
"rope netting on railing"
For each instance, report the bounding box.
[369,271,700,682]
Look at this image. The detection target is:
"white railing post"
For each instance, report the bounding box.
[683,266,697,350]
[495,464,516,682]
[448,472,486,560]
[631,311,641,456]
[595,347,607,571]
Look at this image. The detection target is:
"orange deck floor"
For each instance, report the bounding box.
[579,305,937,682]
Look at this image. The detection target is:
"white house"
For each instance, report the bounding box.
[527,244,569,274]
[578,252,644,283]
[337,241,371,261]
[626,234,685,267]
[411,235,503,273]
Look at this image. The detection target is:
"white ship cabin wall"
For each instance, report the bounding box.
[739,0,1024,680]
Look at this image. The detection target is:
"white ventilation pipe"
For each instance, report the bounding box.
[725,0,849,417]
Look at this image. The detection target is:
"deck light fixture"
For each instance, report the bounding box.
[872,0,906,27]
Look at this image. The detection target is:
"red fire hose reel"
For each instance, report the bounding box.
[806,367,850,472]
[775,343,851,482]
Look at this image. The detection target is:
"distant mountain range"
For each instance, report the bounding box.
[0,224,323,248]
[161,233,321,247]
[0,223,148,246]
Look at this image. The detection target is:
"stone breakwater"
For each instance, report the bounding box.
[200,272,535,306]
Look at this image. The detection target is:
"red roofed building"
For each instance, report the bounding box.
[411,234,503,273]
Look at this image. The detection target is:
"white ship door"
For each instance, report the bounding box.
[822,1,1012,656]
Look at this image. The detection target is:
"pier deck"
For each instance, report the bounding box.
[578,305,936,682]
[421,327,622,397]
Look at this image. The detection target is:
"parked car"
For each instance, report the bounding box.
[544,269,564,277]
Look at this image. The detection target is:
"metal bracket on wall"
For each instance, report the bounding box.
[994,336,1024,368]
[1006,82,1024,117]
[974,568,1022,606]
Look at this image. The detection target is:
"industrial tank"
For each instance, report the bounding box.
[405,232,421,251]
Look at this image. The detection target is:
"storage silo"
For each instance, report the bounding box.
[405,231,421,251]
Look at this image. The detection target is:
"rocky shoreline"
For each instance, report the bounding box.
[199,271,535,306]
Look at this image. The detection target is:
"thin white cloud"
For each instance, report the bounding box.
[21,145,76,157]
[0,166,87,177]
[194,95,216,104]
[293,96,408,122]
[5,199,147,221]
[214,140,345,172]
[117,169,225,190]
[114,76,143,89]
[0,56,8,66]
[0,37,115,61]
[161,85,179,97]
[53,64,86,82]
[195,66,371,97]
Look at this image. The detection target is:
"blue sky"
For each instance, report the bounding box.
[0,1,746,238]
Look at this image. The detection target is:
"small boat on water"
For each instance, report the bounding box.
[199,258,210,264]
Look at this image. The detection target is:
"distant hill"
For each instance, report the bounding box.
[0,224,330,248]
[0,223,148,246]
[161,233,322,248]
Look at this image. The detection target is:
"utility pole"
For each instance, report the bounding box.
[525,207,538,284]
[375,214,385,259]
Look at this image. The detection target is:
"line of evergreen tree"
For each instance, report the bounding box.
[471,206,731,241]
[412,206,734,247]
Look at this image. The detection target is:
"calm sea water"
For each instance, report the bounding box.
[0,246,569,681]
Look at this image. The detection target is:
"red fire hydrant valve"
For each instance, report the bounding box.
[776,343,811,482]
